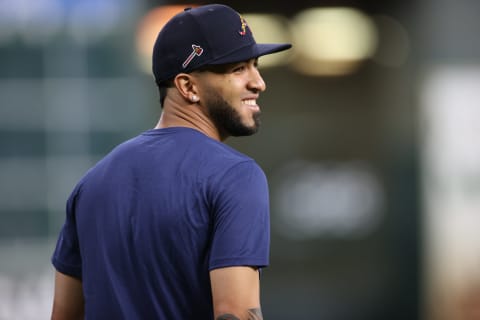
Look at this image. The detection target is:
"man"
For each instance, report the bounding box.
[51,4,291,320]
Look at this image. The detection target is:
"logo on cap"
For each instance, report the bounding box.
[239,15,248,36]
[182,44,204,68]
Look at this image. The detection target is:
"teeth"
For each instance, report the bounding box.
[244,99,256,106]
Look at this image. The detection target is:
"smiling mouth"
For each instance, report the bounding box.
[243,99,260,111]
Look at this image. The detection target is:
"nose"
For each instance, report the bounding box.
[248,68,266,93]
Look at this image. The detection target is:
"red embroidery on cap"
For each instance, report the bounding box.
[182,44,204,68]
[239,15,248,36]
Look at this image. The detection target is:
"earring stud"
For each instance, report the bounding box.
[191,95,199,102]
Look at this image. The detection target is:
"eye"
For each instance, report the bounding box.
[232,64,246,73]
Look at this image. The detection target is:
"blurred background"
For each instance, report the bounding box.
[1,0,479,319]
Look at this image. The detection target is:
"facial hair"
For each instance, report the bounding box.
[205,90,261,138]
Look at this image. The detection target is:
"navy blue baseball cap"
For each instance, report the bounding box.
[152,4,292,84]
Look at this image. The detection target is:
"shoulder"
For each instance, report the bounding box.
[167,128,258,172]
[166,129,268,189]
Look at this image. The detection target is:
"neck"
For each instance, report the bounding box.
[154,94,224,142]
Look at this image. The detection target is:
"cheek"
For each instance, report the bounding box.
[208,76,244,105]
[221,80,237,98]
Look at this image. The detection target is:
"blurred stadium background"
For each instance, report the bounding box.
[1,0,479,319]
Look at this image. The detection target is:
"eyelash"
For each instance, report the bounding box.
[232,61,259,73]
[233,65,246,72]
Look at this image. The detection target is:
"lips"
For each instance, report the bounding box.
[242,98,260,112]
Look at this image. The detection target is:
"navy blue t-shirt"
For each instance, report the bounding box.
[51,127,270,319]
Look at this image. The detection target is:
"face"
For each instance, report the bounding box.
[195,59,266,138]
[204,87,260,137]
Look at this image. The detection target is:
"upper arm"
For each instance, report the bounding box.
[209,162,270,270]
[208,162,269,319]
[210,266,263,320]
[51,271,84,320]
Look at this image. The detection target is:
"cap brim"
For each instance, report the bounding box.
[208,43,292,66]
[256,43,292,56]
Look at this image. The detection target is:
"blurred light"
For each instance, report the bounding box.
[0,2,16,44]
[272,160,384,240]
[372,15,411,68]
[421,66,480,320]
[135,5,196,75]
[0,0,63,45]
[67,0,122,45]
[242,13,293,68]
[0,0,132,46]
[290,7,378,76]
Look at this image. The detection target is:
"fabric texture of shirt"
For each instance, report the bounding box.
[51,127,270,319]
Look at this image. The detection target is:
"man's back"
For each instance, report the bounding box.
[52,127,270,319]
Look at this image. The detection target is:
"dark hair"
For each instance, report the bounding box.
[156,79,174,108]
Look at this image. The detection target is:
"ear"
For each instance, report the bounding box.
[174,73,198,103]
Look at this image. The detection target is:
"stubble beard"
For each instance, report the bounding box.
[205,91,261,138]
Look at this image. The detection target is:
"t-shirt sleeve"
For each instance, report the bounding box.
[208,161,270,270]
[51,186,83,279]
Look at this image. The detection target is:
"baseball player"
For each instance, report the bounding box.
[50,4,291,319]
